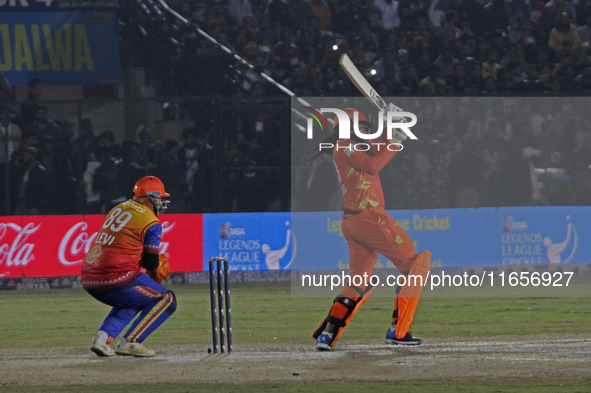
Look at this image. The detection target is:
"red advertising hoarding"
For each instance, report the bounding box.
[0,214,203,278]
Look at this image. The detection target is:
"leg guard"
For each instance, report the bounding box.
[391,285,401,325]
[395,250,431,339]
[312,286,376,347]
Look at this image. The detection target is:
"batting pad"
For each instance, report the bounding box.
[396,250,431,339]
[313,286,376,347]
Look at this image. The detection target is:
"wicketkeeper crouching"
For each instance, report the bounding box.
[81,176,176,357]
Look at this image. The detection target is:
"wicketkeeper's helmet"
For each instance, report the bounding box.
[133,176,170,215]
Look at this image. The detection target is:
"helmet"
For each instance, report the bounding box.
[333,108,372,133]
[133,176,170,197]
[133,176,170,215]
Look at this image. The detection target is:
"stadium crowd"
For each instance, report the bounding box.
[1,0,591,215]
[0,80,217,215]
[140,0,591,97]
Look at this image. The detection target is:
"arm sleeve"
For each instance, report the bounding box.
[144,223,162,248]
[141,252,160,271]
[141,224,162,271]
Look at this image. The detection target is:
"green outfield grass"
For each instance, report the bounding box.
[1,282,590,392]
[1,282,589,349]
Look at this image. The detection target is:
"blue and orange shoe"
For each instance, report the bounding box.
[385,324,422,346]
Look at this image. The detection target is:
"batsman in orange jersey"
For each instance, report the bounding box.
[313,108,431,350]
[82,176,176,357]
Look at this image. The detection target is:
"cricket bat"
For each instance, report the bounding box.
[339,53,403,113]
[339,53,415,139]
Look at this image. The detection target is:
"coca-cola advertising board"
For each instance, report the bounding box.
[0,214,203,278]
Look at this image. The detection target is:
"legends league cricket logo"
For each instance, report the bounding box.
[220,221,296,270]
[503,215,578,264]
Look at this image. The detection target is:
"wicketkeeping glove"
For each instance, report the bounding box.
[148,254,170,283]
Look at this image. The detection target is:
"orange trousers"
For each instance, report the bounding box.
[339,206,417,299]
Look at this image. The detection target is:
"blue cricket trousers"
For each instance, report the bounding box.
[87,273,177,343]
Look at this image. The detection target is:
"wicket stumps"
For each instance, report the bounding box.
[208,257,232,353]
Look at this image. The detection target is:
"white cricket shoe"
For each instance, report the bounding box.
[115,337,155,357]
[90,330,115,357]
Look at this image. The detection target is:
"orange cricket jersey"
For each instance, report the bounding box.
[332,139,397,211]
[81,199,160,289]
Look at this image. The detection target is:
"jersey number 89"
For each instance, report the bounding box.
[102,208,133,232]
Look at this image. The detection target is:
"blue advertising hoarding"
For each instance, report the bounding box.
[0,11,121,85]
[290,206,588,271]
[202,213,294,271]
[201,206,587,273]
